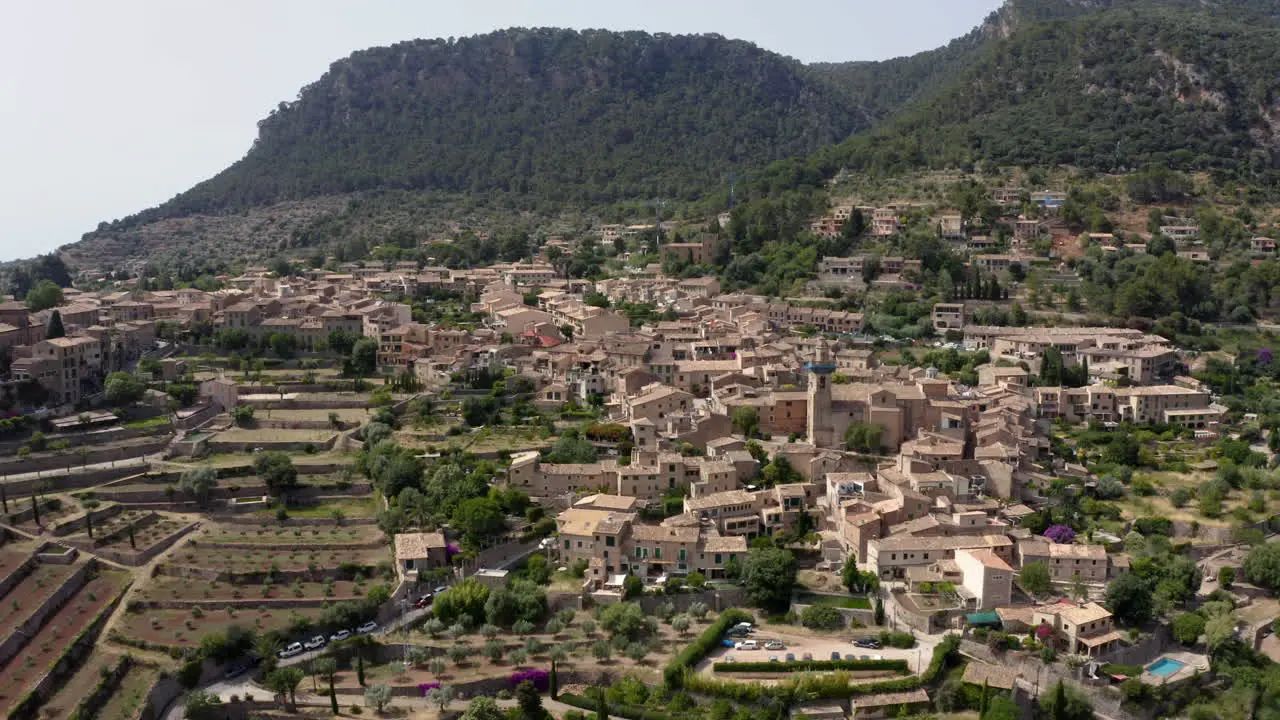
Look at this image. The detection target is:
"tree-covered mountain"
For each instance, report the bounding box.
[105,29,867,231]
[757,0,1280,196]
[56,0,1280,277]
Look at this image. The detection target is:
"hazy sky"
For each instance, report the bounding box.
[0,0,1000,262]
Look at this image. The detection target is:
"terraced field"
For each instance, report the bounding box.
[114,606,325,650]
[0,563,76,631]
[137,577,366,604]
[192,522,383,545]
[0,569,130,716]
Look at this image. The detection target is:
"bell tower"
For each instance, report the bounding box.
[806,339,837,447]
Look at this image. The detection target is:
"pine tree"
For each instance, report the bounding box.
[550,658,558,699]
[45,310,65,339]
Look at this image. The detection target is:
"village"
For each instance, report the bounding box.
[0,178,1273,720]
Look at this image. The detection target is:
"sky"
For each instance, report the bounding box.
[0,0,1001,263]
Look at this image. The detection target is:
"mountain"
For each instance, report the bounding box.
[53,0,1280,277]
[768,0,1280,192]
[107,29,866,232]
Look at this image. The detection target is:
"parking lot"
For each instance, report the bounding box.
[697,625,941,676]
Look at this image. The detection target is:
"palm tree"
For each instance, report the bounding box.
[314,657,339,715]
[267,667,304,710]
[254,634,282,675]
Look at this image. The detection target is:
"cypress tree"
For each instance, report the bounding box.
[45,310,65,339]
[595,690,609,720]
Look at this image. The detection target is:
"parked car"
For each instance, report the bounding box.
[303,635,326,651]
[764,640,784,651]
[785,653,796,662]
[768,655,779,663]
[278,642,303,659]
[329,630,351,643]
[830,651,842,661]
[721,639,736,648]
[853,638,882,649]
[734,640,760,651]
[224,662,249,679]
[723,655,735,663]
[802,652,813,661]
[415,594,432,608]
[433,586,449,595]
[356,621,378,634]
[845,653,856,661]
[731,622,754,633]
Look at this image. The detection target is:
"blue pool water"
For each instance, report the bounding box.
[1147,657,1186,677]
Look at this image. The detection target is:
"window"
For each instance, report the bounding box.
[714,553,722,564]
[606,536,615,547]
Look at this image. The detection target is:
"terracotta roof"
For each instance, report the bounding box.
[394,532,446,559]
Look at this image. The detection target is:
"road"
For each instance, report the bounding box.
[161,605,433,720]
[0,453,157,484]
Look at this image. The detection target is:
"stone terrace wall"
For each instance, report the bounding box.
[0,464,147,495]
[0,559,94,667]
[0,436,170,475]
[7,576,129,720]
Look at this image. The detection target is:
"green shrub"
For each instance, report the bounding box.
[800,605,845,630]
[878,630,916,648]
[662,608,752,689]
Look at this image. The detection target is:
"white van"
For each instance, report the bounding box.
[735,640,760,651]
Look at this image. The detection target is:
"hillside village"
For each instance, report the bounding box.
[0,171,1277,720]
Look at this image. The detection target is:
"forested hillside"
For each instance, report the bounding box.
[103,29,866,232]
[50,0,1280,278]
[764,3,1280,195]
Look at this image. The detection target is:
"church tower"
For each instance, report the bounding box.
[807,339,837,447]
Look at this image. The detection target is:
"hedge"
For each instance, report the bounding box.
[663,608,753,688]
[713,659,909,674]
[558,693,688,720]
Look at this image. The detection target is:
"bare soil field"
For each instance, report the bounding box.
[137,577,365,604]
[211,428,337,444]
[168,544,388,574]
[193,522,383,546]
[0,569,130,716]
[0,563,77,631]
[114,606,324,650]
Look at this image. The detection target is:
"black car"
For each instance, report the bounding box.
[224,661,249,679]
[853,638,882,649]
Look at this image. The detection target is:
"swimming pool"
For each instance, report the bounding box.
[1147,657,1186,677]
